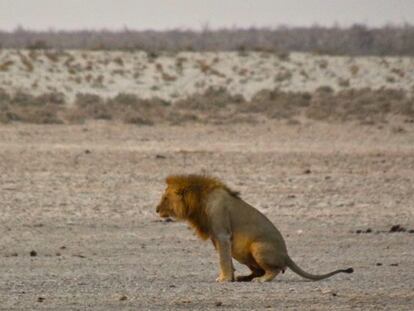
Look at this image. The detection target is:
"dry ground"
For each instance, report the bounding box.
[0,121,413,310]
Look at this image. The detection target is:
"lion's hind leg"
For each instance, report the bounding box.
[253,269,281,282]
[251,242,284,282]
[236,265,265,282]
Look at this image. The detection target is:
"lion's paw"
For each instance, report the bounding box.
[216,275,234,283]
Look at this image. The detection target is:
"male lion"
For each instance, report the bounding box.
[156,174,353,282]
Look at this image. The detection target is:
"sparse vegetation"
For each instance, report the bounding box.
[244,89,311,119]
[69,93,110,121]
[112,56,124,66]
[19,53,34,72]
[0,89,65,124]
[0,60,14,71]
[274,69,292,82]
[44,51,61,62]
[0,87,412,125]
[349,65,360,76]
[306,88,413,123]
[196,60,225,78]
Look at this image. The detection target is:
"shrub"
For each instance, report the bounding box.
[0,60,14,72]
[72,93,111,120]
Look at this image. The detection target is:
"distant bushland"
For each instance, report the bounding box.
[1,24,414,56]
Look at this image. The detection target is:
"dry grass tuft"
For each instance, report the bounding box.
[113,57,124,66]
[44,51,61,63]
[196,60,226,78]
[18,53,34,72]
[0,60,14,72]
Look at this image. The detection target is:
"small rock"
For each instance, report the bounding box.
[30,250,37,257]
[304,169,312,174]
[73,254,86,258]
[84,149,91,154]
[119,295,128,301]
[215,301,223,307]
[37,297,45,302]
[356,230,362,234]
[376,263,382,266]
[390,263,399,267]
[408,229,414,234]
[155,154,166,159]
[392,126,405,133]
[390,225,406,233]
[366,228,372,233]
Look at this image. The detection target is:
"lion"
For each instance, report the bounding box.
[156,174,353,282]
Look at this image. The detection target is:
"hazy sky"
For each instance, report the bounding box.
[1,0,413,31]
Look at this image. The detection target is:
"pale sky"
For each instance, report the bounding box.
[1,0,413,31]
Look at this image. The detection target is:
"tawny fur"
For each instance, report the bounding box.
[156,174,353,282]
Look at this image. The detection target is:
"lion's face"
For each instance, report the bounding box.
[156,187,186,219]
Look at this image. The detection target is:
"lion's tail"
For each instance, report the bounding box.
[285,256,353,281]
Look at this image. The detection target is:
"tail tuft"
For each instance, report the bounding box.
[344,267,354,273]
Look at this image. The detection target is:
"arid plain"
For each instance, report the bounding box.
[1,50,414,310]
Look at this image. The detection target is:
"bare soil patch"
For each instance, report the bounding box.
[0,121,413,310]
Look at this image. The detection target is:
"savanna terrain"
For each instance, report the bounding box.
[0,48,413,310]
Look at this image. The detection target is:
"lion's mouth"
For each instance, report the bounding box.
[159,211,171,218]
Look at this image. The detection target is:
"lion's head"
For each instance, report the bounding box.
[155,185,188,219]
[156,174,239,239]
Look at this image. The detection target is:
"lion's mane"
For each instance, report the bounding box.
[166,174,239,239]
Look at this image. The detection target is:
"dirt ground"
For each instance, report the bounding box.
[0,120,413,310]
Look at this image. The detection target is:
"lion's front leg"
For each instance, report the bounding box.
[208,202,234,282]
[214,234,234,282]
